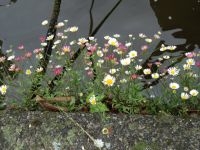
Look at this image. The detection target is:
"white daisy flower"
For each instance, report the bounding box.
[145,38,152,43]
[183,64,191,70]
[46,34,54,41]
[41,20,48,26]
[125,42,131,47]
[151,73,160,79]
[169,82,180,90]
[181,92,190,100]
[89,95,97,105]
[167,67,180,76]
[135,65,142,70]
[36,67,43,73]
[143,68,151,75]
[108,38,119,47]
[109,69,117,74]
[189,89,199,96]
[102,74,116,87]
[7,55,15,61]
[186,58,195,66]
[128,50,137,58]
[120,57,131,66]
[69,26,78,32]
[96,50,103,57]
[56,22,65,28]
[94,139,104,149]
[0,85,8,95]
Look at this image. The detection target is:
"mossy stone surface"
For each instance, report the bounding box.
[0,110,200,149]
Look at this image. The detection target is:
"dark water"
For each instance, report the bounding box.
[0,0,199,49]
[0,0,200,86]
[0,0,198,48]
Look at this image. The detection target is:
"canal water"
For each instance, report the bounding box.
[1,0,199,50]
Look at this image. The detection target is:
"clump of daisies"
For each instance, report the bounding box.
[0,19,199,115]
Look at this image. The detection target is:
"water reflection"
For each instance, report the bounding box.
[150,0,200,47]
[141,0,200,88]
[0,0,17,6]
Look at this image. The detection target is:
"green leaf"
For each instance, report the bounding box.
[90,102,108,113]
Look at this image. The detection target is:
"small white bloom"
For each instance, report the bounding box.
[36,53,43,59]
[167,67,180,76]
[61,36,68,39]
[113,34,120,38]
[54,40,61,45]
[41,42,47,47]
[7,55,15,61]
[70,40,76,45]
[163,55,170,59]
[52,45,57,49]
[108,38,119,47]
[135,65,142,70]
[41,20,48,26]
[125,42,131,47]
[154,34,160,39]
[186,58,195,66]
[89,36,95,41]
[128,34,133,38]
[94,139,104,149]
[109,69,117,74]
[145,38,152,43]
[79,93,83,97]
[160,44,167,51]
[96,50,103,57]
[69,26,78,32]
[102,74,116,86]
[120,57,131,66]
[104,35,110,40]
[85,67,90,70]
[128,50,137,58]
[6,49,12,53]
[0,85,8,95]
[78,38,88,45]
[139,33,146,38]
[25,69,32,75]
[181,92,190,100]
[36,67,43,73]
[151,73,160,79]
[0,56,6,63]
[167,45,177,50]
[189,89,199,96]
[184,87,189,92]
[52,141,61,150]
[120,79,127,83]
[56,22,65,28]
[183,64,191,70]
[46,34,54,41]
[143,68,151,75]
[169,82,180,90]
[125,70,131,75]
[89,95,97,105]
[98,59,104,64]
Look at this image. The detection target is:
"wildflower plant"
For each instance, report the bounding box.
[0,19,199,115]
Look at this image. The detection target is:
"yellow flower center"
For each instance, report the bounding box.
[90,98,96,105]
[106,79,113,85]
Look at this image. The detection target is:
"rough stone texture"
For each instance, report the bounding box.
[0,110,200,150]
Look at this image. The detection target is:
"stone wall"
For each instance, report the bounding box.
[0,110,200,150]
